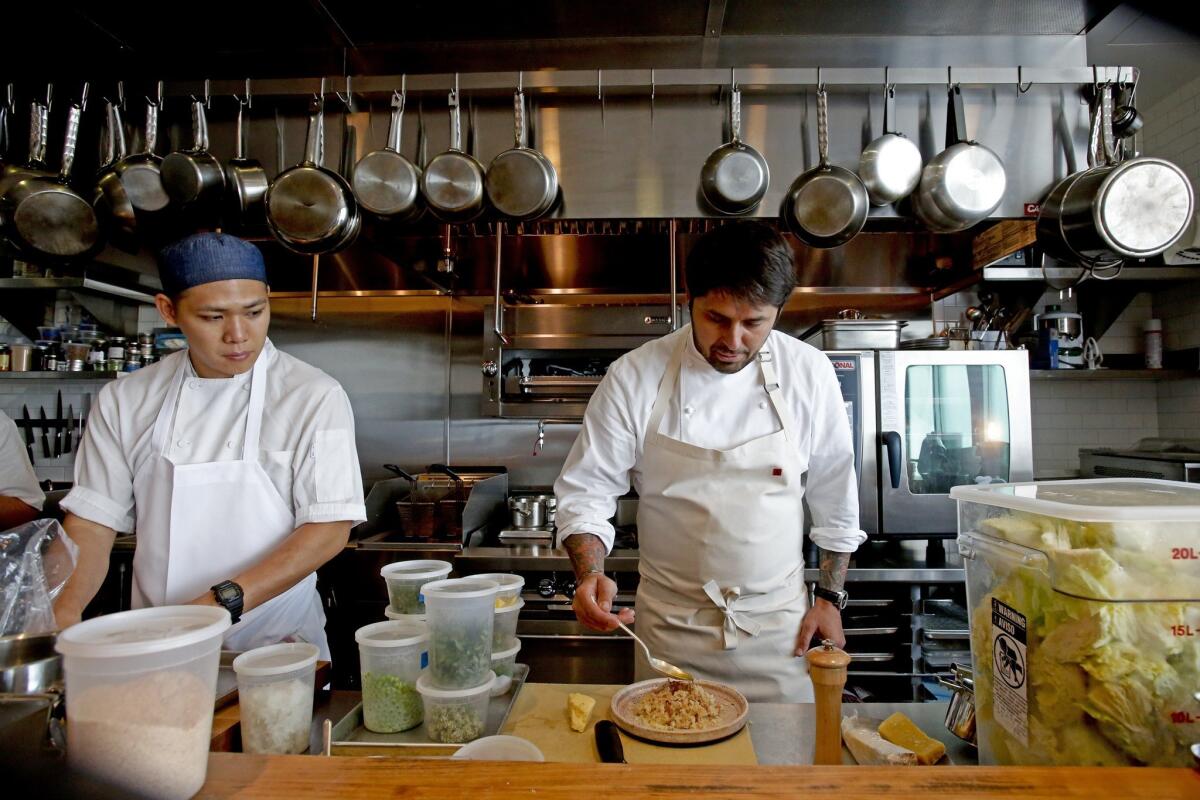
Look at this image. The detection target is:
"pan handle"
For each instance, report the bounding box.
[144,100,159,156]
[303,96,323,167]
[59,103,82,182]
[816,87,830,168]
[513,89,527,149]
[383,464,417,483]
[387,89,404,153]
[883,84,897,136]
[946,84,969,146]
[730,87,742,144]
[448,88,462,152]
[234,99,247,160]
[109,100,127,162]
[29,101,47,166]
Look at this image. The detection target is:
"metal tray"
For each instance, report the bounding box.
[328,664,529,757]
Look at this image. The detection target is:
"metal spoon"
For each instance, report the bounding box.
[616,620,694,681]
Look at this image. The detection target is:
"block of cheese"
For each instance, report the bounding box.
[841,715,918,766]
[877,711,946,765]
[567,692,596,732]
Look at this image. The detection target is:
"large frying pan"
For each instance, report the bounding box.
[2,90,102,262]
[699,76,768,215]
[265,96,360,254]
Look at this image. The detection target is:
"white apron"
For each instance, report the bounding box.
[633,333,813,702]
[129,349,330,658]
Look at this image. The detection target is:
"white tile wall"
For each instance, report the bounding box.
[1029,378,1161,478]
[0,378,113,483]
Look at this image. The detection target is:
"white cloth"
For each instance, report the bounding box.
[62,339,366,533]
[130,345,330,657]
[0,410,45,511]
[555,325,865,554]
[630,335,815,702]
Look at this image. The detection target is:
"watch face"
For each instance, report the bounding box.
[217,583,240,602]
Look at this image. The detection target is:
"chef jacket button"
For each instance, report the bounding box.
[759,400,768,409]
[243,384,251,392]
[226,441,235,449]
[189,380,200,390]
[683,405,694,416]
[177,439,189,448]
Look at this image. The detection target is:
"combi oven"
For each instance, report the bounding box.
[825,350,1033,538]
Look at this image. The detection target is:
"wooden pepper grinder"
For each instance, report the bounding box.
[805,639,851,765]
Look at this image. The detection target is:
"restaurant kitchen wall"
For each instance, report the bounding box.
[1143,70,1200,445]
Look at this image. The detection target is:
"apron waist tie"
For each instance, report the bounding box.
[702,580,764,650]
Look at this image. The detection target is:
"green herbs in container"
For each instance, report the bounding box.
[362,672,423,733]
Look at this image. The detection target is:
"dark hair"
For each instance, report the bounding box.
[684,221,797,308]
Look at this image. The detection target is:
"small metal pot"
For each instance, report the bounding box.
[421,87,485,223]
[858,83,922,206]
[224,94,269,230]
[486,87,560,221]
[508,494,557,530]
[0,633,60,694]
[162,99,226,216]
[353,88,423,221]
[93,100,138,253]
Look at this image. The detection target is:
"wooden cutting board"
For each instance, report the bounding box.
[501,682,758,765]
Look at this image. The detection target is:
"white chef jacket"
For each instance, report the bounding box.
[61,339,366,533]
[0,409,45,511]
[555,325,865,554]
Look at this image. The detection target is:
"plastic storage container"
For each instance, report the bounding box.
[492,597,525,650]
[384,606,424,622]
[490,638,522,680]
[381,559,452,615]
[231,642,319,754]
[55,606,231,799]
[421,577,499,689]
[952,479,1200,767]
[355,619,429,733]
[416,670,496,743]
[470,572,525,607]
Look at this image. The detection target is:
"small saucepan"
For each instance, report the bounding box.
[700,77,769,215]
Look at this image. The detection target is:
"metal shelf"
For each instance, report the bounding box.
[0,372,116,380]
[1030,369,1196,381]
[0,277,157,304]
[983,266,1200,283]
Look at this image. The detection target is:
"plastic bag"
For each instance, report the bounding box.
[0,518,78,636]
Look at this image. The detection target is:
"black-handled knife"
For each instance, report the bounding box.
[595,720,627,764]
[38,406,51,459]
[54,390,63,458]
[65,404,74,453]
[21,404,35,462]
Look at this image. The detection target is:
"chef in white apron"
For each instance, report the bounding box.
[555,221,865,702]
[0,409,45,530]
[54,233,365,659]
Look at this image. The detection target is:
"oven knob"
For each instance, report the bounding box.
[562,579,577,599]
[537,578,557,598]
[481,360,499,377]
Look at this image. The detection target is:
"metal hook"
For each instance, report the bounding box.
[884,65,891,90]
[336,74,353,111]
[147,80,163,109]
[597,68,603,101]
[45,84,53,112]
[730,67,737,92]
[79,81,89,112]
[947,65,954,89]
[817,66,824,92]
[517,71,523,93]
[650,68,656,102]
[5,83,12,110]
[392,75,405,111]
[314,76,327,103]
[449,73,459,108]
[1017,65,1033,94]
[117,80,125,110]
[203,78,211,109]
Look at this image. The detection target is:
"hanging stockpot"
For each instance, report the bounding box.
[1038,80,1193,265]
[224,80,269,231]
[93,97,138,252]
[161,83,226,221]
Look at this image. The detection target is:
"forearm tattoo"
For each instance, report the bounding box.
[563,533,607,581]
[818,547,851,593]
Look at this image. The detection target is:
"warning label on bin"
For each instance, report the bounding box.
[991,598,1029,746]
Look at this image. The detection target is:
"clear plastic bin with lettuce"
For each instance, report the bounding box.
[953,479,1200,767]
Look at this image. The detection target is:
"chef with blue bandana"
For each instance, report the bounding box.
[54,232,365,658]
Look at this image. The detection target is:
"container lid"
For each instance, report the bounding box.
[491,639,522,660]
[471,573,525,591]
[420,577,499,601]
[380,559,453,581]
[355,619,429,648]
[493,597,526,616]
[416,670,496,699]
[55,605,231,659]
[232,642,319,677]
[821,319,906,330]
[383,607,426,621]
[950,479,1200,521]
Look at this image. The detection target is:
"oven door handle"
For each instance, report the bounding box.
[882,430,902,489]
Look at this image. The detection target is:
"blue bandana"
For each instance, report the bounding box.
[157,233,268,296]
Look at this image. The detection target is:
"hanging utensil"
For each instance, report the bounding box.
[2,87,102,262]
[1,98,49,196]
[699,72,769,215]
[224,80,268,231]
[421,79,485,223]
[265,94,361,254]
[783,79,869,248]
[913,83,1007,232]
[114,83,170,218]
[162,82,226,220]
[486,80,560,221]
[352,82,423,221]
[858,74,922,206]
[93,98,139,253]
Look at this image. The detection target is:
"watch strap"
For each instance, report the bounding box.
[813,586,848,609]
[211,580,244,625]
